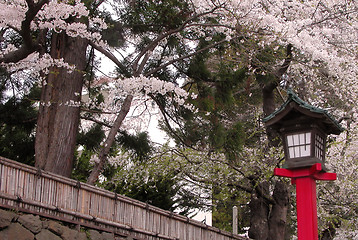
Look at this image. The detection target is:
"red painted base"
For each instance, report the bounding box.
[274,163,336,240]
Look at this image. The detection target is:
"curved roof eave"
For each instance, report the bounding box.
[263,90,344,135]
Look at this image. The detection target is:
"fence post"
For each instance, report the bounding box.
[233,206,238,235]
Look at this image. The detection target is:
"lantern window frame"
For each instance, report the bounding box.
[281,125,327,169]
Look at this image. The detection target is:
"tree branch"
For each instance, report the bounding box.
[0,0,49,63]
[80,115,112,129]
[132,6,221,73]
[145,37,230,77]
[227,182,253,194]
[276,43,293,78]
[149,94,194,149]
[89,42,131,77]
[87,94,134,185]
[254,182,275,205]
[263,44,293,145]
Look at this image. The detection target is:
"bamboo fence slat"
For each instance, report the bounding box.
[0,156,246,240]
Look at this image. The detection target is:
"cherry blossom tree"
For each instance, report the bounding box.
[0,0,233,178]
[0,0,106,177]
[1,0,357,238]
[106,0,357,239]
[151,1,357,238]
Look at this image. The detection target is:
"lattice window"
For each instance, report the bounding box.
[315,134,324,160]
[286,132,311,158]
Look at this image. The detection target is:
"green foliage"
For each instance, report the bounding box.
[72,148,122,183]
[162,35,294,232]
[116,131,153,162]
[107,173,179,211]
[212,186,250,233]
[0,84,39,165]
[174,188,209,216]
[77,124,105,150]
[121,0,191,34]
[99,11,124,48]
[72,148,93,182]
[72,124,105,181]
[209,121,226,149]
[73,129,153,182]
[175,41,253,154]
[101,159,207,216]
[187,55,212,87]
[224,122,245,161]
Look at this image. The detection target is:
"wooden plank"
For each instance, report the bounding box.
[62,184,69,209]
[80,189,90,215]
[0,164,2,192]
[49,179,54,207]
[42,175,49,205]
[67,184,73,210]
[26,172,34,202]
[103,196,109,220]
[52,180,58,208]
[69,184,76,211]
[1,165,9,206]
[8,166,14,196]
[33,174,41,202]
[17,169,25,208]
[72,185,78,211]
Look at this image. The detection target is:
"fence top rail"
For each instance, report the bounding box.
[0,156,246,239]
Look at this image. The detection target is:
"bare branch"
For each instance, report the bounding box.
[89,42,131,77]
[145,37,230,77]
[80,115,112,129]
[149,93,195,149]
[255,182,275,205]
[87,94,134,185]
[132,6,221,73]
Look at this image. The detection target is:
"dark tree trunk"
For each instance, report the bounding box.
[248,181,270,240]
[248,43,293,239]
[35,32,88,177]
[268,181,290,240]
[262,82,281,146]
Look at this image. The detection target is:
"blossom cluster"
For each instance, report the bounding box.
[0,0,108,64]
[236,0,357,80]
[122,75,193,99]
[33,0,107,43]
[82,75,197,135]
[0,0,27,29]
[108,75,197,110]
[5,52,75,74]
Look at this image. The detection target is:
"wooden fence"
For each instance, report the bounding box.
[0,156,246,240]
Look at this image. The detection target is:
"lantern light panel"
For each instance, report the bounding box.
[287,132,311,159]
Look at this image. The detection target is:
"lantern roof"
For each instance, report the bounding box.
[263,89,344,135]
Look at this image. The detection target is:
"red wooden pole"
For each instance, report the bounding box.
[274,163,336,240]
[295,176,318,240]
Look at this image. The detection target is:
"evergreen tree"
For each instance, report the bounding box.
[157,38,293,237]
[0,71,39,165]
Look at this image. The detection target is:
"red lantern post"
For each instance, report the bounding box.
[263,90,344,240]
[274,163,336,240]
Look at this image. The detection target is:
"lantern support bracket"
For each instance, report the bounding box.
[274,163,336,183]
